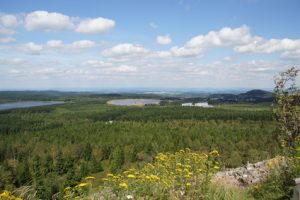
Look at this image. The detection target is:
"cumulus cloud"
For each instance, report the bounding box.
[83,59,105,66]
[20,42,43,54]
[0,10,116,36]
[0,58,25,65]
[0,14,19,35]
[170,25,252,57]
[0,27,15,35]
[156,35,172,45]
[23,11,115,34]
[45,40,63,48]
[281,49,300,60]
[67,40,96,50]
[154,51,172,58]
[0,14,18,27]
[24,11,73,31]
[18,40,96,54]
[113,65,137,72]
[0,37,15,43]
[102,43,149,57]
[234,38,300,54]
[166,25,300,58]
[76,17,115,34]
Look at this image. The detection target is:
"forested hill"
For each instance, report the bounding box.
[0,89,273,104]
[208,89,273,104]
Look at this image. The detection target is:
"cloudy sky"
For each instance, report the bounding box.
[0,0,299,90]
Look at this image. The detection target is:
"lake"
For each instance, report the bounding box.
[107,99,160,106]
[0,101,65,111]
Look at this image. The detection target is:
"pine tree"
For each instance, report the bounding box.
[109,147,125,173]
[17,161,31,186]
[83,142,92,161]
[55,150,65,175]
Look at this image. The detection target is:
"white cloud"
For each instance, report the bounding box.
[0,14,18,27]
[45,40,63,48]
[169,25,251,57]
[76,17,115,34]
[0,58,25,65]
[24,10,73,31]
[113,65,137,72]
[68,40,96,49]
[102,43,149,56]
[9,58,24,65]
[0,14,19,36]
[20,42,43,54]
[17,40,96,55]
[186,25,251,48]
[24,11,115,34]
[83,59,107,67]
[0,27,15,35]
[156,35,172,45]
[0,37,15,43]
[234,38,300,54]
[154,51,172,58]
[166,25,300,58]
[281,49,300,60]
[223,56,232,61]
[1,11,116,35]
[170,46,203,57]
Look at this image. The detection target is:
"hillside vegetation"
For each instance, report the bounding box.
[0,93,278,199]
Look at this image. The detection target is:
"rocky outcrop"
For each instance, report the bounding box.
[214,157,284,187]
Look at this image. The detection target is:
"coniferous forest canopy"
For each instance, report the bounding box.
[0,91,279,199]
[1,0,299,199]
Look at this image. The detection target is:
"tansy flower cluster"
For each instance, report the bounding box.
[63,176,95,199]
[0,191,22,200]
[99,148,220,199]
[62,149,221,199]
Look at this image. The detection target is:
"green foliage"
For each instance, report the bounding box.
[207,184,254,200]
[274,67,300,153]
[251,168,294,200]
[64,149,221,199]
[252,67,300,200]
[109,147,125,173]
[0,94,278,199]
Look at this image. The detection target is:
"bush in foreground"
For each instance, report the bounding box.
[63,148,221,199]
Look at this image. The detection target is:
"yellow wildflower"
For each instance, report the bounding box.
[209,150,219,156]
[127,174,136,178]
[85,176,96,180]
[214,166,220,170]
[119,182,128,189]
[77,182,88,187]
[64,186,71,191]
[176,168,183,173]
[150,174,160,181]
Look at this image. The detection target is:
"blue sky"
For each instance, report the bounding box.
[0,0,299,90]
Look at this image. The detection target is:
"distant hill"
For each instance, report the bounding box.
[238,89,273,103]
[0,89,274,104]
[240,89,273,97]
[208,89,274,104]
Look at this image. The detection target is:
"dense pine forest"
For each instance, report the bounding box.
[0,92,279,199]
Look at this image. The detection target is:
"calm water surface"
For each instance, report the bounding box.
[108,99,160,106]
[0,101,65,111]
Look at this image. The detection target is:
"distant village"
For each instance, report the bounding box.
[181,102,214,108]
